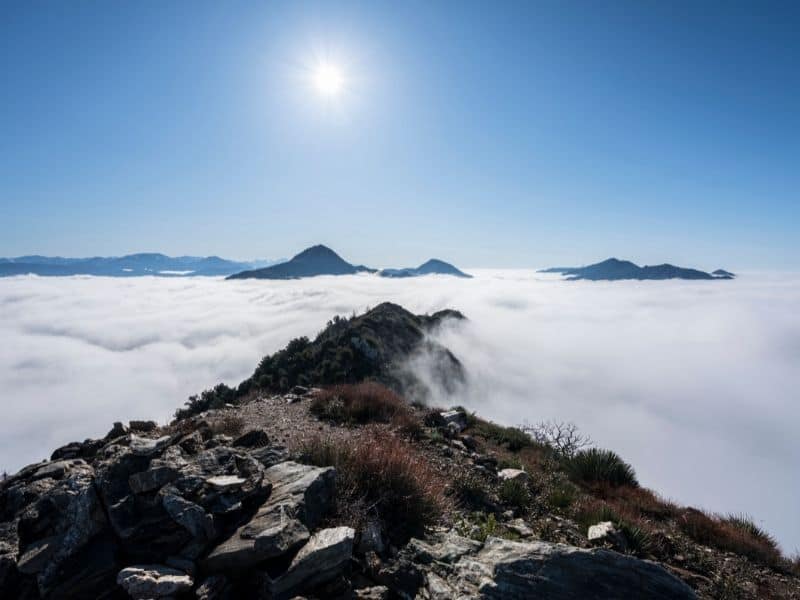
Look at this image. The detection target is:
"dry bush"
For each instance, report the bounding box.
[310,382,413,427]
[678,508,782,567]
[300,428,445,544]
[522,420,592,458]
[590,483,678,521]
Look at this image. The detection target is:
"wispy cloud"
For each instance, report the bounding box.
[0,271,798,551]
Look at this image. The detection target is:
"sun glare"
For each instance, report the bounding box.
[313,62,344,97]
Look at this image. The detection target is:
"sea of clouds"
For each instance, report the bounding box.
[1,271,798,551]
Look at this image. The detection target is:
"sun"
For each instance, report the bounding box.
[312,62,344,97]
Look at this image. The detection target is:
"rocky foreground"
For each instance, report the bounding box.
[1,303,798,599]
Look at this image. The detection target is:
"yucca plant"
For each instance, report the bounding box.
[724,513,777,547]
[566,448,638,488]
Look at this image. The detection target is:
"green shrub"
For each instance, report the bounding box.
[617,521,653,557]
[450,471,490,509]
[546,481,577,510]
[472,420,532,452]
[176,383,238,420]
[498,479,532,510]
[723,514,777,548]
[567,448,638,488]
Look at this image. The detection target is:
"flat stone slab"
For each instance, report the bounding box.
[206,475,247,490]
[117,564,193,598]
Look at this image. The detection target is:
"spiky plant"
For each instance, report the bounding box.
[566,448,638,488]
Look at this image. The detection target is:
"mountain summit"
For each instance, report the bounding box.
[541,258,719,281]
[379,258,472,278]
[227,245,375,280]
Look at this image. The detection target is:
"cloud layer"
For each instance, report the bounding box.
[1,271,798,551]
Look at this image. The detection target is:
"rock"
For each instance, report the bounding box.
[271,526,355,599]
[206,475,247,491]
[129,466,179,494]
[440,410,467,433]
[354,585,390,600]
[498,468,530,484]
[262,462,336,529]
[405,534,696,599]
[357,519,385,555]
[587,520,628,552]
[129,420,158,433]
[461,435,479,451]
[129,435,172,457]
[232,429,270,448]
[32,460,73,481]
[290,385,310,395]
[203,462,333,571]
[106,422,128,439]
[116,564,193,598]
[249,445,290,468]
[196,574,233,600]
[506,518,534,538]
[162,492,215,540]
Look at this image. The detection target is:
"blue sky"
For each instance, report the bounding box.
[1,1,798,269]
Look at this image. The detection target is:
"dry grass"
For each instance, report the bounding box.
[300,427,446,544]
[589,483,678,521]
[310,382,416,428]
[209,413,245,437]
[678,508,782,567]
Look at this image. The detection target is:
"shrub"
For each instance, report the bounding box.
[522,421,592,458]
[472,420,533,452]
[209,413,245,437]
[723,514,777,548]
[567,448,638,488]
[176,383,238,420]
[300,430,445,544]
[450,471,490,509]
[573,497,620,532]
[456,512,499,543]
[310,382,411,426]
[545,481,578,510]
[590,483,678,521]
[678,509,781,567]
[498,479,532,510]
[617,521,654,557]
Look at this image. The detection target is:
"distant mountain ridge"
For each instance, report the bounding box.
[227,245,376,280]
[379,259,472,278]
[541,258,733,281]
[0,254,282,277]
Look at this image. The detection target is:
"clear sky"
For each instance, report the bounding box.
[1,1,798,269]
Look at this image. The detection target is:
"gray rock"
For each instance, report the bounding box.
[357,519,385,555]
[506,518,535,538]
[196,574,233,600]
[129,466,179,494]
[203,462,333,571]
[355,586,390,600]
[106,422,128,439]
[497,468,530,484]
[206,475,246,491]
[232,429,270,448]
[116,564,193,598]
[162,492,215,540]
[263,462,336,529]
[129,435,172,457]
[440,410,467,433]
[412,534,697,599]
[271,526,355,599]
[587,520,628,552]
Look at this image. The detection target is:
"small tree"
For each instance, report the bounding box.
[522,420,592,458]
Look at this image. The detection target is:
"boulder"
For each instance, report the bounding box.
[162,492,215,540]
[116,564,193,598]
[440,410,467,433]
[106,422,128,439]
[129,466,179,494]
[128,420,158,433]
[129,435,173,457]
[271,526,355,599]
[203,462,334,571]
[587,520,628,552]
[233,429,270,449]
[498,468,530,484]
[402,533,696,599]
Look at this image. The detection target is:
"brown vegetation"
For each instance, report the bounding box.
[300,427,446,544]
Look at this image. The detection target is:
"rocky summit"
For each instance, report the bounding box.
[1,303,798,599]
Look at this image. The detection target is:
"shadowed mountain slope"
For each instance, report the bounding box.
[541,258,718,281]
[379,258,472,278]
[227,245,375,280]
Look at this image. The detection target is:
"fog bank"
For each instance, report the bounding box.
[0,271,797,551]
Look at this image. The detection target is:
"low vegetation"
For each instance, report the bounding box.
[567,448,639,488]
[310,382,411,425]
[300,428,446,544]
[679,509,782,567]
[470,418,535,452]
